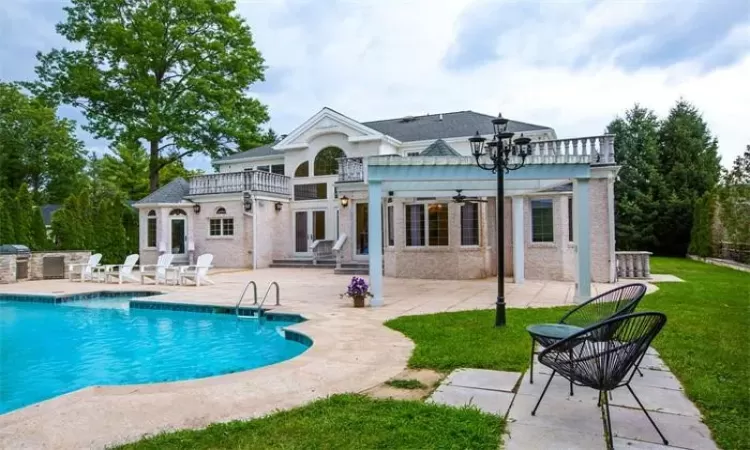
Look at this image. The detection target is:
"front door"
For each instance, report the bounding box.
[169,217,187,263]
[294,210,326,256]
[355,203,369,258]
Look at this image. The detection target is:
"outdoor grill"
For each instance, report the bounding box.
[0,244,31,280]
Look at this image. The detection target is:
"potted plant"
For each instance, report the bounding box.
[341,276,373,308]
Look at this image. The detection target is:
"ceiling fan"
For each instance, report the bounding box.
[452,190,488,204]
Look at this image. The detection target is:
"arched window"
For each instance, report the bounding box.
[147,210,156,216]
[294,161,309,177]
[215,207,226,215]
[169,209,187,216]
[146,210,157,247]
[314,147,345,176]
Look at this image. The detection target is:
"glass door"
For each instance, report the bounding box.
[355,203,369,257]
[294,210,326,256]
[170,217,186,259]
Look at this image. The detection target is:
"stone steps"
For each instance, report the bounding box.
[269,259,335,269]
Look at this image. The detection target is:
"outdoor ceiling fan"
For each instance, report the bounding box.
[452,190,488,204]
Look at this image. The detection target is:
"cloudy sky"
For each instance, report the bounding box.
[1,0,749,171]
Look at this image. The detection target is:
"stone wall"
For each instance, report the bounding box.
[0,255,17,284]
[29,251,91,280]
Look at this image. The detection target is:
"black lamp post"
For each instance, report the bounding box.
[468,113,532,327]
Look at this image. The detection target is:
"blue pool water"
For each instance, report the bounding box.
[0,296,309,414]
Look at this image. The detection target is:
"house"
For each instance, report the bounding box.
[134,108,618,304]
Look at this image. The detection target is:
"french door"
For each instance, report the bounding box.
[294,210,326,256]
[169,217,187,263]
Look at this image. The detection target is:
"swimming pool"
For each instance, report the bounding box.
[0,293,310,414]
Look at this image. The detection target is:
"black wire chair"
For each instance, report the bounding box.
[528,283,648,387]
[531,312,668,450]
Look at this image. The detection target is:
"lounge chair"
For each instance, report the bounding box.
[103,254,140,284]
[179,253,214,286]
[140,253,174,285]
[68,253,103,282]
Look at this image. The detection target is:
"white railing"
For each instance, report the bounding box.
[616,251,652,279]
[332,234,348,270]
[526,135,615,165]
[338,157,364,182]
[188,171,290,196]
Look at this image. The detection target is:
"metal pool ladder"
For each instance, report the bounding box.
[235,281,280,319]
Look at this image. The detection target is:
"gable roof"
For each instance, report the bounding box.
[135,178,190,204]
[215,144,280,163]
[420,139,461,156]
[363,111,552,142]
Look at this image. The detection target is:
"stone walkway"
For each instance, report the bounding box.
[429,349,718,450]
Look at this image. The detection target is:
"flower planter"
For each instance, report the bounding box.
[353,295,366,308]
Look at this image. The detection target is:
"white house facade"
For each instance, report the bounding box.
[134,108,619,302]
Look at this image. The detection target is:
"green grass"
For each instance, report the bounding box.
[386,306,568,373]
[115,394,502,450]
[385,378,427,390]
[386,257,749,450]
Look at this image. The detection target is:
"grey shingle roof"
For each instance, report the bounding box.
[363,111,551,142]
[135,178,190,204]
[420,139,461,156]
[214,144,281,163]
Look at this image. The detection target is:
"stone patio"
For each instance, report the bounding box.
[428,349,718,450]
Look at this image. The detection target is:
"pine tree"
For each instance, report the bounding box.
[51,194,84,249]
[76,190,96,250]
[15,183,34,247]
[0,190,17,243]
[31,206,50,250]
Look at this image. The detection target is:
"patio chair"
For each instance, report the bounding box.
[531,312,668,450]
[68,253,103,282]
[179,253,214,286]
[140,253,174,285]
[527,283,648,388]
[103,254,140,284]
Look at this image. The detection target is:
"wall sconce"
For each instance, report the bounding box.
[340,195,350,208]
[274,202,283,212]
[243,193,252,212]
[192,203,201,214]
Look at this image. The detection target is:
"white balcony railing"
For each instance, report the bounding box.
[188,170,290,196]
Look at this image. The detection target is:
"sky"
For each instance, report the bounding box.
[1,0,749,172]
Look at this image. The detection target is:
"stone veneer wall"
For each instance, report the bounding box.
[29,251,92,280]
[0,255,17,284]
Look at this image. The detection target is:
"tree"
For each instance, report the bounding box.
[0,83,87,203]
[0,191,16,244]
[718,145,750,246]
[31,206,50,250]
[15,183,34,247]
[93,196,128,263]
[51,194,84,249]
[656,100,721,255]
[30,0,270,192]
[606,105,664,251]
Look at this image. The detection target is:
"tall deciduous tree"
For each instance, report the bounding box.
[0,83,87,203]
[657,100,721,255]
[30,0,269,192]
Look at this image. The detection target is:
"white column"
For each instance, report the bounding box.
[574,178,591,302]
[512,196,524,284]
[368,181,383,306]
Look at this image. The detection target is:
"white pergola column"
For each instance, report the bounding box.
[368,181,383,306]
[573,178,591,302]
[512,196,524,284]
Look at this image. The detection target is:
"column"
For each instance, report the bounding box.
[512,196,524,284]
[574,178,591,302]
[368,181,383,306]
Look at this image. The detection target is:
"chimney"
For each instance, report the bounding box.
[439,114,443,121]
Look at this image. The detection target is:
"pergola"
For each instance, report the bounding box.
[365,155,600,306]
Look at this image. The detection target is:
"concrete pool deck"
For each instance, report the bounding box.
[0,269,658,449]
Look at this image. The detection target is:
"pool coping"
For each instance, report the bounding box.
[0,290,413,449]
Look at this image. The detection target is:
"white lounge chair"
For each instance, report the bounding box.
[68,253,103,282]
[179,254,214,286]
[103,254,140,284]
[140,253,174,285]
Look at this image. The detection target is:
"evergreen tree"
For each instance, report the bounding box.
[31,206,50,250]
[718,145,750,246]
[75,190,96,250]
[657,100,721,255]
[688,192,717,257]
[15,183,34,247]
[51,194,85,249]
[0,190,18,243]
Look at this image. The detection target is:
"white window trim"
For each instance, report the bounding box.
[459,203,481,248]
[208,216,235,238]
[530,198,555,244]
[404,202,449,248]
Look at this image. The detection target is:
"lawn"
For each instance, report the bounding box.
[386,257,749,450]
[115,394,502,450]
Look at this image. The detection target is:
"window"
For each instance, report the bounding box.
[294,161,309,177]
[209,218,234,236]
[216,207,226,215]
[169,209,186,216]
[568,197,574,242]
[461,203,479,246]
[387,205,394,246]
[271,164,285,175]
[147,210,157,247]
[405,203,449,247]
[407,151,421,157]
[313,146,345,176]
[256,165,270,172]
[405,205,425,246]
[531,199,554,242]
[293,183,328,200]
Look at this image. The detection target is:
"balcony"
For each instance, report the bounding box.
[188,170,290,196]
[337,157,364,183]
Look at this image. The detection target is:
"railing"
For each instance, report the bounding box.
[525,135,615,165]
[311,239,335,265]
[338,157,364,182]
[332,234,348,269]
[188,170,290,196]
[615,251,652,279]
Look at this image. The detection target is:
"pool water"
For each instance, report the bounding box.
[0,297,308,414]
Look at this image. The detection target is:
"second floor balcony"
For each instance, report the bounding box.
[188,170,290,197]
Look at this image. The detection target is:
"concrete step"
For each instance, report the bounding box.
[270,259,335,268]
[334,268,370,275]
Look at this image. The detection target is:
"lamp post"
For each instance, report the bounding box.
[468,113,532,327]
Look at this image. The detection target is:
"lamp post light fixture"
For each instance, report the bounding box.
[468,113,532,327]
